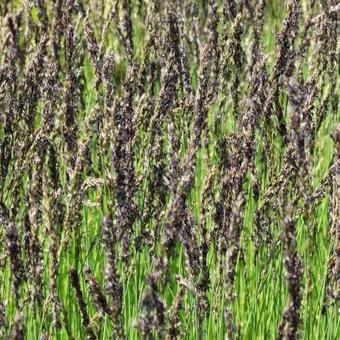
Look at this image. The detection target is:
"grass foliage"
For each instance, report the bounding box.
[0,0,339,339]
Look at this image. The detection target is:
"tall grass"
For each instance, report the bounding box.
[0,0,339,339]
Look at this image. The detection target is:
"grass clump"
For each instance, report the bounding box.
[0,0,339,339]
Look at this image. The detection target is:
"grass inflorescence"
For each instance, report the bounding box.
[0,0,339,339]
